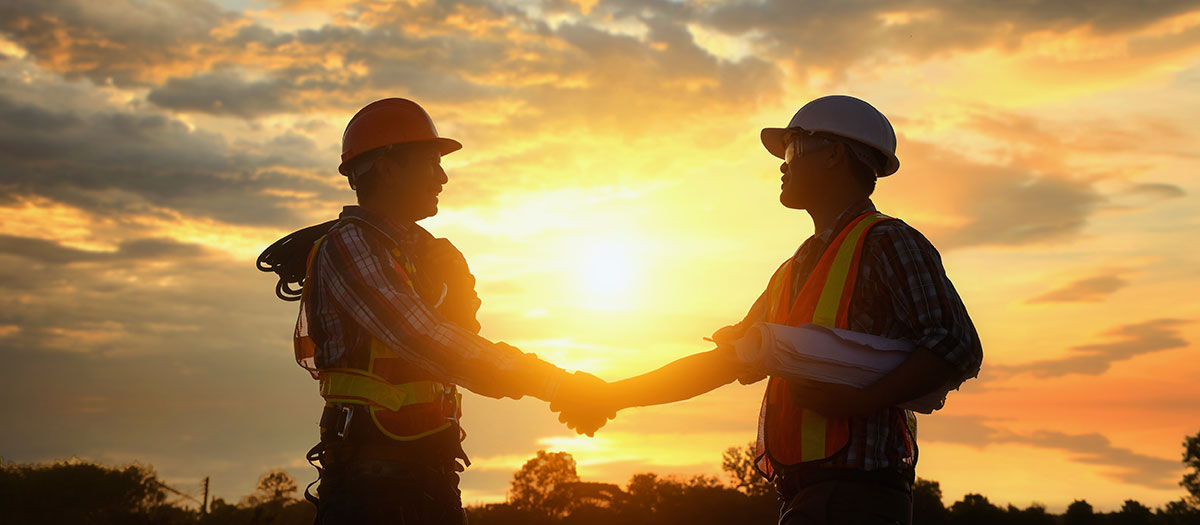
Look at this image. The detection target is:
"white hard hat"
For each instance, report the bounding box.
[761,95,900,177]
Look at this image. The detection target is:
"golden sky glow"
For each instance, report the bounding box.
[1,0,1198,513]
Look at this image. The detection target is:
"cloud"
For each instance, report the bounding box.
[147,73,293,118]
[963,111,1198,174]
[886,139,1105,249]
[0,234,205,264]
[991,318,1190,378]
[921,415,1182,490]
[699,1,1200,62]
[1028,271,1131,304]
[2,0,784,128]
[1128,183,1187,200]
[0,93,340,227]
[0,0,235,87]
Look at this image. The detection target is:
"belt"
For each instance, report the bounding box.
[775,467,914,499]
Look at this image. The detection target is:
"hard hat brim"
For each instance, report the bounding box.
[337,137,463,176]
[432,137,463,156]
[760,127,789,160]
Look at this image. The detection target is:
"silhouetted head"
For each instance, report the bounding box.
[338,98,461,222]
[761,95,898,210]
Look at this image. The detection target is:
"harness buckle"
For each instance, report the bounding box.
[441,384,458,423]
[337,405,354,439]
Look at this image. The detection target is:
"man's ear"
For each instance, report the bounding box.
[825,141,847,169]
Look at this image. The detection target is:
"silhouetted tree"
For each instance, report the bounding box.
[202,493,314,525]
[949,493,1006,525]
[0,458,172,524]
[1183,430,1200,506]
[624,472,666,517]
[509,450,580,518]
[912,477,948,525]
[721,441,772,498]
[1064,499,1097,525]
[248,469,298,505]
[1113,499,1153,525]
[1156,498,1200,525]
[618,473,771,525]
[1005,502,1054,525]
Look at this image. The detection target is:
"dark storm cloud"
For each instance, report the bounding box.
[0,94,340,227]
[921,415,1182,490]
[990,318,1190,378]
[1028,272,1130,304]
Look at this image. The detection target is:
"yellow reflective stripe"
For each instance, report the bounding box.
[367,390,460,442]
[800,408,828,461]
[319,369,447,411]
[811,213,889,327]
[369,409,453,442]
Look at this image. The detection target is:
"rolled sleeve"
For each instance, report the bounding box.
[869,222,983,383]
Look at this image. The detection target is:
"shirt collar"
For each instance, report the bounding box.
[815,198,877,243]
[339,205,433,248]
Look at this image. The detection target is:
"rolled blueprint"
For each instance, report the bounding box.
[734,322,952,414]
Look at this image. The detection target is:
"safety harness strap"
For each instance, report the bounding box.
[319,369,450,411]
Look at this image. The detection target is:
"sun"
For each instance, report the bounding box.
[573,236,642,311]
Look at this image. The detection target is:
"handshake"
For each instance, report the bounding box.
[544,325,752,437]
[548,371,628,437]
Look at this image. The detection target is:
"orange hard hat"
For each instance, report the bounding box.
[338,98,462,176]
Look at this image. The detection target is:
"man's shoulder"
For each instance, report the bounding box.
[325,215,401,250]
[864,215,941,254]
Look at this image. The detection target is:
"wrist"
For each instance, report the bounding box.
[535,366,573,403]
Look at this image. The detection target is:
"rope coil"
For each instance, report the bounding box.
[256,220,338,301]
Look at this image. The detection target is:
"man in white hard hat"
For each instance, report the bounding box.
[554,95,983,524]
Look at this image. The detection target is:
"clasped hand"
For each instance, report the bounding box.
[549,371,619,437]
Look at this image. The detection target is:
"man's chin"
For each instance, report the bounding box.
[779,194,805,210]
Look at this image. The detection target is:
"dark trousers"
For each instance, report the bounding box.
[776,469,913,525]
[313,458,466,525]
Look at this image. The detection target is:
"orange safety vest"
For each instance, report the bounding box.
[756,211,915,477]
[293,234,461,441]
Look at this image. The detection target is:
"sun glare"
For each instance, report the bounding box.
[573,236,642,311]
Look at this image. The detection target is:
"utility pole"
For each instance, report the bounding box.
[201,476,209,516]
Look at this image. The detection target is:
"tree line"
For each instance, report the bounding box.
[3,431,1197,524]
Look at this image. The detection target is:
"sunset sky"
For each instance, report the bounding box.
[2,0,1199,513]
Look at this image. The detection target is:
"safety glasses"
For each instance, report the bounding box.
[783,131,833,165]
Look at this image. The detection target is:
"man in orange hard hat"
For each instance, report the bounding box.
[555,95,983,524]
[263,98,602,524]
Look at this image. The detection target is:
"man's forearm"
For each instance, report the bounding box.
[609,349,742,409]
[859,346,957,411]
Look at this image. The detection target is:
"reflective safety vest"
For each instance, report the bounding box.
[756,211,914,477]
[293,233,462,442]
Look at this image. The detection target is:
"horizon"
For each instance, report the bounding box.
[1,0,1198,515]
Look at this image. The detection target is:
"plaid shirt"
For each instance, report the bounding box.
[737,199,983,471]
[303,206,565,401]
